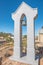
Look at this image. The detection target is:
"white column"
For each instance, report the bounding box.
[27,17,38,65]
[27,18,35,63]
[13,19,21,59]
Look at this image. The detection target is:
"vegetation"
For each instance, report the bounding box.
[0,32,14,43]
[23,35,27,38]
[22,35,27,47]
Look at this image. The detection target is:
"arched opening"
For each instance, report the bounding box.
[20,14,27,57]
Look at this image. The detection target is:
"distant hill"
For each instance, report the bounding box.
[0,32,14,42]
[0,32,14,37]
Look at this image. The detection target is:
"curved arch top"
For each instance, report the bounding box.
[12,2,38,21]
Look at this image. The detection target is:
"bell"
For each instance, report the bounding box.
[22,21,26,26]
[22,20,26,26]
[20,14,27,26]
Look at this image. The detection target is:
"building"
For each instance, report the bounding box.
[35,27,43,48]
[35,27,43,60]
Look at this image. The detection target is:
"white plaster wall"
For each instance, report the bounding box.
[13,18,21,58]
[27,18,35,62]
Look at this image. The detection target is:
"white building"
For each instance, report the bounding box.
[35,27,43,47]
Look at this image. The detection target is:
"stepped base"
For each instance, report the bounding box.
[9,55,38,65]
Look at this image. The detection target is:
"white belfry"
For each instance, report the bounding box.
[9,2,38,65]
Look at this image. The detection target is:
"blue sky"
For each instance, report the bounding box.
[0,0,43,35]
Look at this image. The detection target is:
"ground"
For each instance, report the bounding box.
[1,57,43,65]
[2,58,30,65]
[0,40,43,65]
[40,58,43,65]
